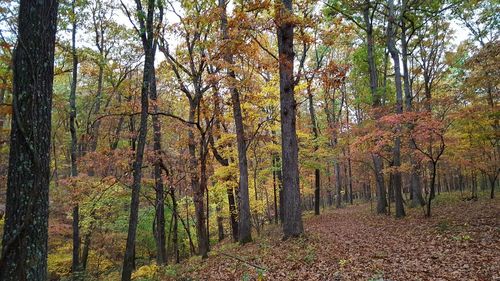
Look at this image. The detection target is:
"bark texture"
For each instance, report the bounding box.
[0,1,58,279]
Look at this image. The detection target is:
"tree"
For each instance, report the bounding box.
[120,0,162,279]
[0,0,58,280]
[219,0,252,244]
[277,0,304,238]
[386,0,405,218]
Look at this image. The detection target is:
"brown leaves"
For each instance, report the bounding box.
[178,197,500,280]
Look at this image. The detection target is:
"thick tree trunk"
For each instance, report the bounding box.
[219,0,252,244]
[387,0,405,218]
[0,0,58,279]
[277,0,303,238]
[187,103,208,258]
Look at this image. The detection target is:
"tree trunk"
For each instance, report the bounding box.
[69,0,81,276]
[307,82,321,215]
[277,0,303,238]
[170,187,180,263]
[217,205,225,242]
[387,0,405,218]
[81,230,92,270]
[227,187,239,241]
[219,0,252,244]
[273,156,279,223]
[121,31,155,281]
[335,161,342,208]
[364,2,386,214]
[150,63,166,266]
[490,175,497,199]
[0,0,58,279]
[188,103,208,258]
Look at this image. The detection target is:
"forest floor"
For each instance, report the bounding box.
[176,194,499,281]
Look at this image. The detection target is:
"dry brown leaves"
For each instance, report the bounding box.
[176,197,500,281]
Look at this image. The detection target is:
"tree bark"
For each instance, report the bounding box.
[387,0,406,218]
[0,1,58,279]
[277,0,303,238]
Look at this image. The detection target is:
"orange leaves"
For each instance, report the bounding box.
[0,103,12,115]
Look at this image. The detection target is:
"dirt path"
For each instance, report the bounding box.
[179,197,500,281]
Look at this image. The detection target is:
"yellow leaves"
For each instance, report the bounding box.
[132,263,160,280]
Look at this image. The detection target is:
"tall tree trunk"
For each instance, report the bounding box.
[219,0,252,244]
[401,6,425,208]
[364,2,387,214]
[307,82,321,215]
[387,0,405,218]
[187,103,208,258]
[0,0,58,279]
[121,31,155,281]
[69,0,81,276]
[277,0,303,238]
[150,65,166,265]
[170,187,180,263]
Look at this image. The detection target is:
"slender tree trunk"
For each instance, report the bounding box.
[219,0,252,243]
[387,0,405,218]
[490,175,497,199]
[401,12,425,208]
[121,33,155,281]
[273,156,279,223]
[217,205,224,242]
[426,163,437,217]
[307,82,321,215]
[0,1,58,279]
[81,229,92,270]
[335,161,342,208]
[69,0,81,276]
[277,0,303,238]
[364,2,386,214]
[170,187,180,263]
[187,103,208,258]
[149,63,167,265]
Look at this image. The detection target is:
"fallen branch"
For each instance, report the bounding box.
[219,252,267,271]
